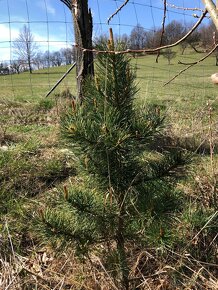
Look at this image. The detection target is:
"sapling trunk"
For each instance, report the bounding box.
[116,213,129,290]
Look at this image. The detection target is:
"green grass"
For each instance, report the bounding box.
[0,51,217,289]
[0,65,77,102]
[1,51,217,113]
[135,51,217,110]
[131,51,218,154]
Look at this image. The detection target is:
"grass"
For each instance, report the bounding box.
[0,50,217,289]
[136,51,218,113]
[0,65,77,101]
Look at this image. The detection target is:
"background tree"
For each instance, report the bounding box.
[33,52,45,69]
[177,23,201,54]
[60,47,75,65]
[144,30,161,49]
[185,27,201,53]
[162,48,177,64]
[200,21,218,50]
[163,20,185,45]
[93,33,108,48]
[43,50,50,68]
[129,23,147,49]
[10,60,23,74]
[13,25,38,74]
[50,51,62,67]
[119,33,130,48]
[94,33,130,50]
[0,62,9,74]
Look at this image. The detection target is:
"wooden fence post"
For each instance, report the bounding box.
[72,0,94,99]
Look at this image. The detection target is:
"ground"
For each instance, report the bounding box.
[0,50,217,289]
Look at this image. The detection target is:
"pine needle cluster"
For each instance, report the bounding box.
[36,39,189,289]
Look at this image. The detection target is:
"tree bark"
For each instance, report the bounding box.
[201,0,218,31]
[72,0,94,99]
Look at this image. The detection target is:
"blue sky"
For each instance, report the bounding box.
[0,0,206,62]
[90,0,205,36]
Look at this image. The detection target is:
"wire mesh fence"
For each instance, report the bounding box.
[0,0,74,99]
[0,0,217,104]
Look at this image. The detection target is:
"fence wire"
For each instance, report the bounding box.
[0,0,217,105]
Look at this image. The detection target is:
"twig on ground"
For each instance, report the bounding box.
[92,255,119,290]
[22,266,50,283]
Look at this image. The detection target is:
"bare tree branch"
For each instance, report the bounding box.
[164,1,204,12]
[201,0,218,30]
[60,0,72,10]
[107,0,130,24]
[156,0,167,63]
[76,10,207,54]
[163,44,218,86]
[178,60,199,65]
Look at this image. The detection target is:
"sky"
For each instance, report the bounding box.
[0,0,207,62]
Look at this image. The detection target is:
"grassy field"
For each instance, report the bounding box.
[0,65,77,101]
[0,51,218,289]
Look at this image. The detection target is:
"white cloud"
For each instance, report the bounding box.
[0,24,19,41]
[0,24,20,61]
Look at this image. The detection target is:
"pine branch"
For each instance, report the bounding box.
[131,150,190,186]
[64,188,118,221]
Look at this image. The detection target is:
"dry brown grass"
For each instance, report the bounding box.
[1,243,218,290]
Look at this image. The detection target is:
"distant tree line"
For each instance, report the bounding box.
[0,46,76,75]
[0,25,76,75]
[1,20,217,75]
[33,47,76,69]
[93,20,218,65]
[111,20,217,52]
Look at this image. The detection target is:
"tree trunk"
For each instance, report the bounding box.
[72,0,94,99]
